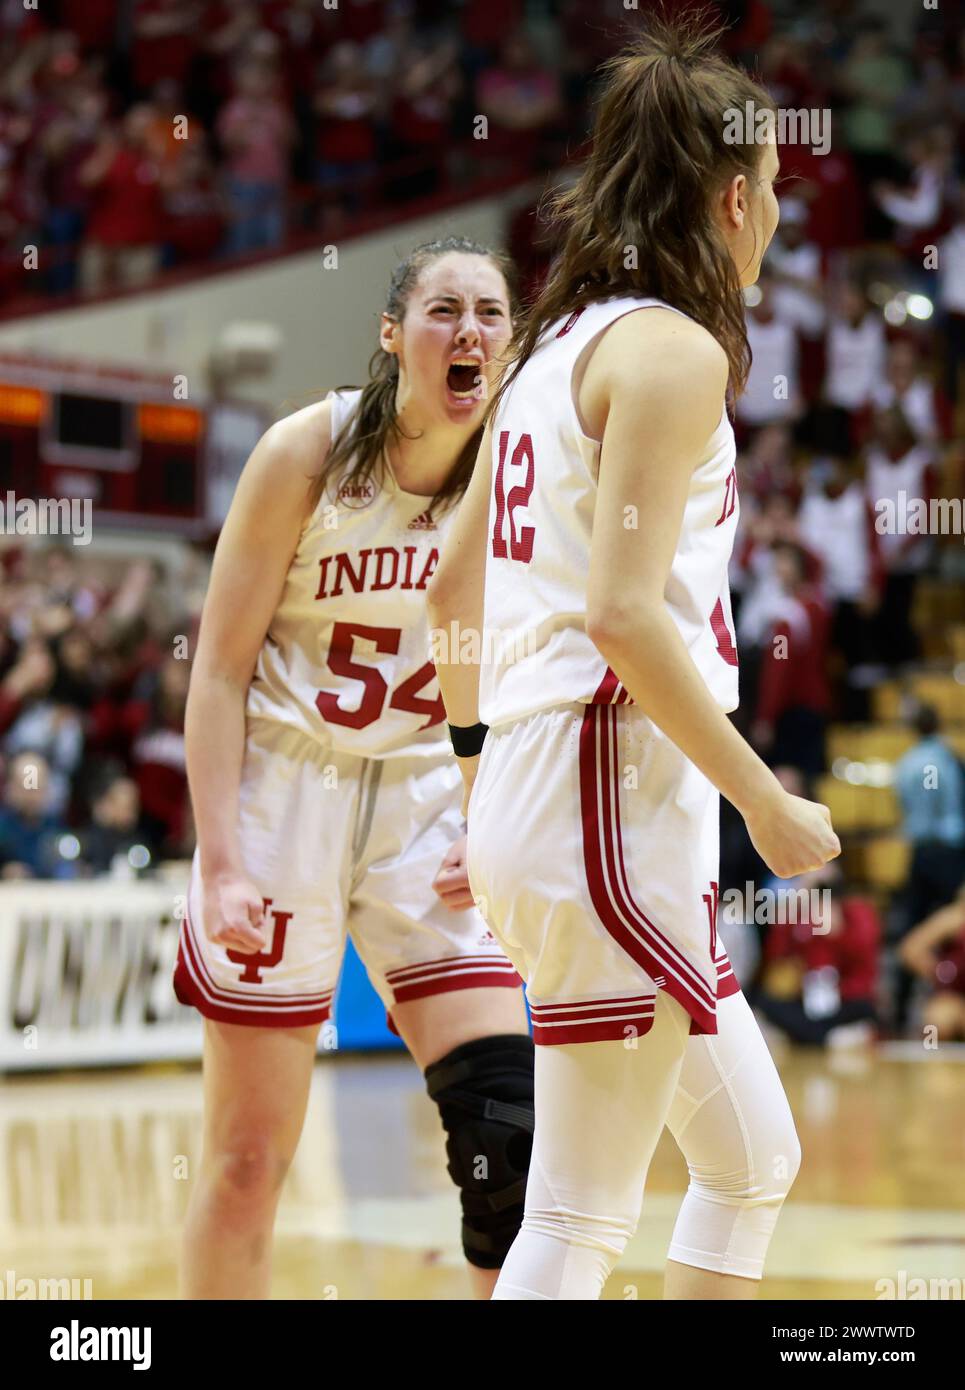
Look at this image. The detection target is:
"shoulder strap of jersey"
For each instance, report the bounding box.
[543,295,690,354]
[325,387,364,448]
[496,297,690,426]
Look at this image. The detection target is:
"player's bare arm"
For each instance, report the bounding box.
[426,421,493,815]
[583,310,839,880]
[185,401,332,952]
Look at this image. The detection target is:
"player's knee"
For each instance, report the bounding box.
[759,1110,802,1200]
[691,1117,801,1206]
[209,1132,293,1211]
[425,1033,534,1269]
[776,1123,803,1195]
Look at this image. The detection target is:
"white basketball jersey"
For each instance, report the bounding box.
[246,389,453,758]
[478,296,740,727]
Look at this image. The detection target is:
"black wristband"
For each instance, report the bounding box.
[449,721,489,757]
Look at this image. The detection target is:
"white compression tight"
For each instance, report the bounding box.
[492,990,801,1300]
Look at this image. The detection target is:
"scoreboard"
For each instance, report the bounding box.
[0,353,266,534]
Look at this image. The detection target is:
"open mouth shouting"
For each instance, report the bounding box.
[445,356,486,408]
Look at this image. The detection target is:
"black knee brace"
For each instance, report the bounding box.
[424,1033,534,1269]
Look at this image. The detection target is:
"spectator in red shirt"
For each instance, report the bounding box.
[461,0,525,72]
[217,58,294,255]
[93,651,189,854]
[35,76,110,293]
[58,0,118,54]
[132,0,204,96]
[162,138,225,265]
[339,0,387,46]
[752,540,832,782]
[720,0,773,58]
[476,30,562,167]
[77,104,168,294]
[777,141,863,260]
[385,36,462,202]
[900,885,965,1042]
[312,41,379,216]
[0,163,35,299]
[128,653,189,853]
[753,880,881,1046]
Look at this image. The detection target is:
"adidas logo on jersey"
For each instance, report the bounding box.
[407,510,436,530]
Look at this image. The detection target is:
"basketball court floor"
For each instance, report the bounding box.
[3,1040,963,1300]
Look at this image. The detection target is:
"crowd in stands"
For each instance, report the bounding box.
[2,0,965,1043]
[0,0,596,299]
[0,544,201,878]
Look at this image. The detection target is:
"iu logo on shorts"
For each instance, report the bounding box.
[226,898,291,983]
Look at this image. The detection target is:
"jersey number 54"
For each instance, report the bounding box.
[316,622,444,731]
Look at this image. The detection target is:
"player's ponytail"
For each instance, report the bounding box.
[309,237,515,514]
[492,9,776,412]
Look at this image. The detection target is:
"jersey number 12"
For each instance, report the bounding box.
[491,430,536,563]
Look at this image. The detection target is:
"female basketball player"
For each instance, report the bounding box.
[175,238,534,1299]
[427,22,841,1300]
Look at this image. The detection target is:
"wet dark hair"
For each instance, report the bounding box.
[309,236,515,515]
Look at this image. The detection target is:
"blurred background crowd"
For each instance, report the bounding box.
[1,0,965,1048]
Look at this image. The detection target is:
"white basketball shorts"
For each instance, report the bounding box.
[174,719,521,1029]
[466,702,739,1044]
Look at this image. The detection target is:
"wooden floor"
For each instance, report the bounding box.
[2,1038,964,1300]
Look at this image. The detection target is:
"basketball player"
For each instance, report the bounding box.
[427,23,841,1300]
[175,238,534,1299]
